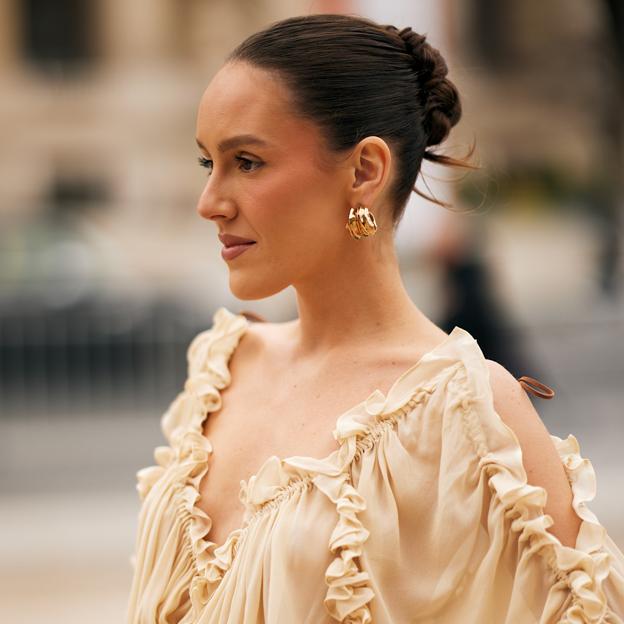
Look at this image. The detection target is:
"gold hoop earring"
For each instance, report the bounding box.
[345,205,378,240]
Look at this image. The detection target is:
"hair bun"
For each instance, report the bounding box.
[392,26,462,148]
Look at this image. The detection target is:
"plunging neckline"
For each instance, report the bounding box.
[189,308,470,563]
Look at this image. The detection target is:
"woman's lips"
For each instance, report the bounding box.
[221,242,256,260]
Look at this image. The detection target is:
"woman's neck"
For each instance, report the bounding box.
[289,239,434,357]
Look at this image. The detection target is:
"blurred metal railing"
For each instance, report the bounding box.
[0,297,209,417]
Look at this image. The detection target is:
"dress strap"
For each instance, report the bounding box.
[516,375,555,399]
[237,309,268,323]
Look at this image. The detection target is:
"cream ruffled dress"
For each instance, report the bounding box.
[126,306,624,623]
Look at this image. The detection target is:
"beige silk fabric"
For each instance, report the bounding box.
[126,307,624,623]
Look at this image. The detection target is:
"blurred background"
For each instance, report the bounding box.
[0,0,622,621]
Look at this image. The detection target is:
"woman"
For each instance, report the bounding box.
[126,14,624,623]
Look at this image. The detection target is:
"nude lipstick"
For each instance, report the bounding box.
[221,242,255,260]
[218,233,257,261]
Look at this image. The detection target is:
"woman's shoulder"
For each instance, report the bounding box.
[188,306,302,387]
[483,359,581,546]
[231,309,299,362]
[187,306,287,365]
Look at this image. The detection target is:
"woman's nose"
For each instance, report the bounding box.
[196,179,237,222]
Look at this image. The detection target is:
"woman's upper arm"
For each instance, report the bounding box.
[485,358,582,548]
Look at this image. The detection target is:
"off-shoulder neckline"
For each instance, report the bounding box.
[177,306,482,593]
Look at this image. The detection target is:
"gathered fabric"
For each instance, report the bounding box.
[126,306,624,623]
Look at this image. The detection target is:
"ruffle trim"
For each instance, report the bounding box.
[281,385,438,623]
[136,445,175,500]
[172,308,250,613]
[134,306,250,615]
[181,469,245,617]
[176,431,246,615]
[160,307,249,449]
[454,356,622,623]
[313,472,374,623]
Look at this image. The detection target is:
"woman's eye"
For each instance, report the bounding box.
[235,156,262,172]
[197,155,262,175]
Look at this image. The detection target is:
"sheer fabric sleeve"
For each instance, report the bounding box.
[351,349,624,623]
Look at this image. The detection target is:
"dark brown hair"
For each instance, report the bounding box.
[226,13,477,226]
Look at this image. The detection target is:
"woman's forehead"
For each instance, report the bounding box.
[196,63,304,144]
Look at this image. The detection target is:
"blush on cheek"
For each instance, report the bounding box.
[242,156,344,251]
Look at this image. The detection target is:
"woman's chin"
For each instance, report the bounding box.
[229,274,289,301]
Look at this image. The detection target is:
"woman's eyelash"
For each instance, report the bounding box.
[196,155,262,173]
[197,156,212,169]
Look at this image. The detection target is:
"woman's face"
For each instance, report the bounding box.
[195,61,367,301]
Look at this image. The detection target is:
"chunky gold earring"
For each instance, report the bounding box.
[345,205,378,240]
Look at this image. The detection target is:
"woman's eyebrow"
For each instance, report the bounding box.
[195,134,271,153]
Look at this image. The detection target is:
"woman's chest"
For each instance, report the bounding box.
[194,349,428,546]
[196,387,345,546]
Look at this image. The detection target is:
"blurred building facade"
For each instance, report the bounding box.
[1,0,620,304]
[3,0,621,416]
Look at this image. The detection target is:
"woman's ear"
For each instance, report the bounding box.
[349,136,392,207]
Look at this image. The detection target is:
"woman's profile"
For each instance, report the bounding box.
[126,13,624,623]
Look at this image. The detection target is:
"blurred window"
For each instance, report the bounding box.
[20,0,96,74]
[47,173,110,219]
[469,0,517,70]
